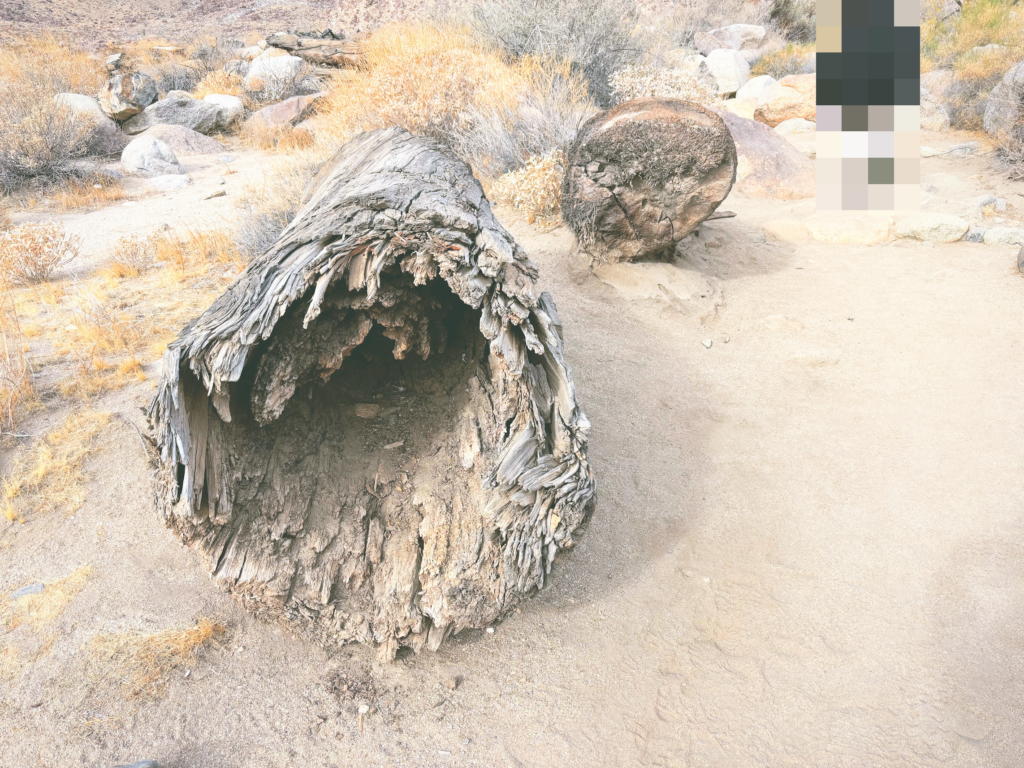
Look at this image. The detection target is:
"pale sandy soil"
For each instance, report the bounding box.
[1,137,1023,768]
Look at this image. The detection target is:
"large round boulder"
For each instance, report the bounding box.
[122,92,220,136]
[98,72,158,121]
[243,54,305,93]
[562,98,737,263]
[137,124,225,155]
[983,62,1024,153]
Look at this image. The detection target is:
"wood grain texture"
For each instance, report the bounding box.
[148,127,595,659]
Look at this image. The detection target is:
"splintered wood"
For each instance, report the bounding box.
[148,128,595,660]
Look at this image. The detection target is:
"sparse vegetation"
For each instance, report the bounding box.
[108,235,155,279]
[0,285,32,433]
[768,0,816,43]
[241,121,315,152]
[89,618,226,698]
[473,0,642,106]
[53,176,126,212]
[751,42,815,79]
[3,566,91,630]
[2,410,110,523]
[0,223,80,284]
[235,159,323,259]
[922,0,1024,130]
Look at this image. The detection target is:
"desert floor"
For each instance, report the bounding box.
[2,133,1023,768]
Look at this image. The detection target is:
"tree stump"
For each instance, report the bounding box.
[148,128,595,660]
[561,98,737,263]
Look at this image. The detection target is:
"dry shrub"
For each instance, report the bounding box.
[118,36,236,95]
[65,281,156,354]
[0,37,106,191]
[192,69,245,99]
[241,121,315,153]
[0,207,11,232]
[3,410,110,522]
[472,0,643,106]
[89,618,226,698]
[0,223,80,284]
[490,150,564,225]
[3,566,91,630]
[751,42,816,79]
[108,235,155,279]
[59,354,146,399]
[53,177,126,212]
[315,25,596,178]
[768,0,816,43]
[611,64,720,105]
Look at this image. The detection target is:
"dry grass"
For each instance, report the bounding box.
[0,222,80,284]
[0,285,33,434]
[241,122,315,152]
[490,150,564,226]
[751,42,816,79]
[235,157,324,259]
[89,618,226,698]
[317,25,546,150]
[155,227,245,281]
[52,177,126,212]
[3,566,91,631]
[192,70,245,99]
[610,63,720,106]
[2,410,110,523]
[922,0,1024,130]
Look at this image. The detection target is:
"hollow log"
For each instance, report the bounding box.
[148,128,595,660]
[561,98,737,263]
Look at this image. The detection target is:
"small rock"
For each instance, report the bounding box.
[247,93,325,129]
[355,404,380,418]
[702,338,713,349]
[805,213,892,246]
[218,177,226,185]
[920,146,941,158]
[485,627,494,634]
[9,583,45,600]
[105,53,123,72]
[137,124,225,155]
[202,190,227,200]
[947,142,981,157]
[965,227,987,243]
[894,213,969,243]
[983,227,1024,246]
[445,676,459,690]
[357,704,369,714]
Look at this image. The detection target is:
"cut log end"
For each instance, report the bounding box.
[149,128,595,658]
[562,98,738,264]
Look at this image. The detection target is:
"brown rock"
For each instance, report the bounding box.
[247,93,325,128]
[98,72,158,121]
[753,74,816,128]
[562,98,737,263]
[718,111,815,200]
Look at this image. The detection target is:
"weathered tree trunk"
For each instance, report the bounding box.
[148,128,594,660]
[561,98,737,263]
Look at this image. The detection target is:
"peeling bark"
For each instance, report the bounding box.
[148,128,595,659]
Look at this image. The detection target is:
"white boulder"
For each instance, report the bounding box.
[983,227,1024,246]
[705,49,751,96]
[54,93,126,154]
[203,94,246,130]
[894,213,969,243]
[774,117,816,134]
[121,136,185,176]
[244,54,305,92]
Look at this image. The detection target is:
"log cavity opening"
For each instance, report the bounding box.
[177,273,492,592]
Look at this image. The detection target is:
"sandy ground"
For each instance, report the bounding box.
[1,139,1024,768]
